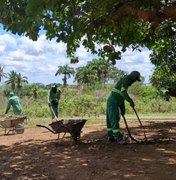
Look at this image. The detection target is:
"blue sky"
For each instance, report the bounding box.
[0,25,154,85]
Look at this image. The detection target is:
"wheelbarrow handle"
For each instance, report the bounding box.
[132,107,147,140]
[36,124,56,134]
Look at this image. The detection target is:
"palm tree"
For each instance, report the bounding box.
[0,65,6,83]
[55,64,75,86]
[5,71,28,90]
[87,58,111,84]
[75,66,97,86]
[16,73,28,89]
[5,70,18,90]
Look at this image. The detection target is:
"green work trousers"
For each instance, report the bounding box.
[49,104,59,119]
[106,101,123,140]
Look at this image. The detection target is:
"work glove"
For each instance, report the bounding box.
[129,100,135,108]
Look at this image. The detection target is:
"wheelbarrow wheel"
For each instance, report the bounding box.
[15,124,24,134]
[72,133,81,141]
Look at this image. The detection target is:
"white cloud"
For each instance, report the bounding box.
[0,28,154,85]
[0,45,5,52]
[0,34,17,46]
[116,48,154,83]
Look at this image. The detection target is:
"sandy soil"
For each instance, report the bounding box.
[0,120,176,180]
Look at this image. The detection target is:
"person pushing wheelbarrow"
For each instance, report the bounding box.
[106,71,141,144]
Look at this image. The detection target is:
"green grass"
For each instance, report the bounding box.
[1,113,176,131]
[125,113,176,120]
[24,117,51,127]
[25,116,106,127]
[24,113,176,128]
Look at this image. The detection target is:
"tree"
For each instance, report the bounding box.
[87,58,128,84]
[55,64,75,86]
[87,58,111,84]
[75,66,97,86]
[150,31,176,98]
[0,65,6,83]
[5,71,28,90]
[107,67,127,83]
[16,73,28,89]
[0,0,175,64]
[75,58,128,85]
[5,70,18,90]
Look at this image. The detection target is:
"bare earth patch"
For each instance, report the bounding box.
[0,120,176,180]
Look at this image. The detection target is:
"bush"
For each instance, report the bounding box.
[1,83,176,118]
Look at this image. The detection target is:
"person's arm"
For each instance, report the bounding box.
[121,77,134,107]
[5,100,11,114]
[120,102,125,115]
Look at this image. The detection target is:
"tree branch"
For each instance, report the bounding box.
[114,3,176,29]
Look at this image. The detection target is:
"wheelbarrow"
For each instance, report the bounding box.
[36,119,87,141]
[0,116,27,135]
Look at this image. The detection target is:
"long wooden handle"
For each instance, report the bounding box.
[122,115,139,143]
[133,107,147,140]
[50,106,59,121]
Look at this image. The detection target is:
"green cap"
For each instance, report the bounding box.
[129,71,141,81]
[8,91,14,97]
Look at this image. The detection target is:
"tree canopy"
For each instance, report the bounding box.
[55,64,75,86]
[150,38,176,98]
[0,0,176,64]
[5,70,28,90]
[0,0,176,96]
[75,58,127,85]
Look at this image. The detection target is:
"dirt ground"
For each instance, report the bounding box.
[0,120,176,180]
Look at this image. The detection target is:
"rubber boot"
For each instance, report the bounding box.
[114,132,127,145]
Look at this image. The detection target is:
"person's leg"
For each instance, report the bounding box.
[109,105,125,144]
[106,106,114,141]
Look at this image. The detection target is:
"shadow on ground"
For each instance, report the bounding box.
[0,121,175,180]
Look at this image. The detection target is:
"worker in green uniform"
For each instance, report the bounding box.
[48,84,61,120]
[106,71,141,144]
[5,91,23,115]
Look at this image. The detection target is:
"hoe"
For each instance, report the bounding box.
[122,107,148,144]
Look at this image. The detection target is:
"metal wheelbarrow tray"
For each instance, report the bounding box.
[0,116,27,135]
[37,119,87,141]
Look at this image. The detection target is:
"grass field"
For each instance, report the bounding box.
[22,113,176,127]
[0,113,175,135]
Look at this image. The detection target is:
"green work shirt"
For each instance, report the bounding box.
[48,89,61,105]
[108,75,133,105]
[5,95,22,115]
